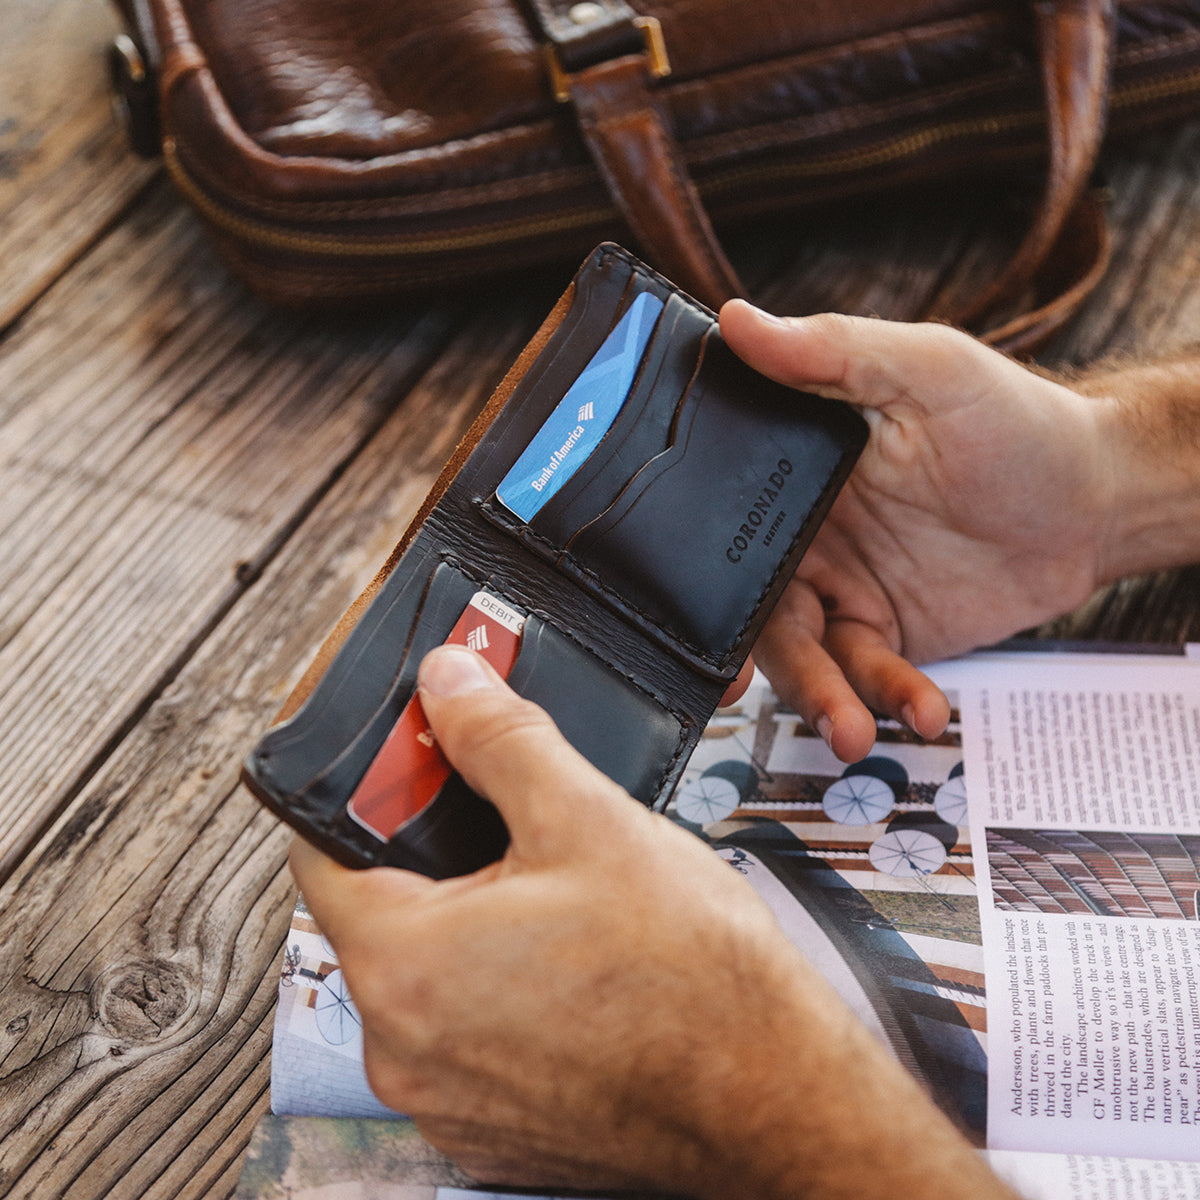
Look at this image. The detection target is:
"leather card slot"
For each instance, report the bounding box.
[525,292,711,547]
[558,337,867,659]
[504,616,688,807]
[469,252,655,490]
[369,613,690,877]
[247,560,478,802]
[377,772,510,878]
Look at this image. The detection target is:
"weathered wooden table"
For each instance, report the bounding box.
[1,3,1198,1197]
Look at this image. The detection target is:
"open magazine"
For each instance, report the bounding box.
[236,643,1200,1200]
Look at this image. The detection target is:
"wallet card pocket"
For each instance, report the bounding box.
[379,613,690,875]
[507,617,689,806]
[244,564,689,875]
[246,560,477,817]
[558,338,863,659]
[483,329,864,668]
[523,293,711,546]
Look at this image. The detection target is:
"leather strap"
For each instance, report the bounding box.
[980,189,1112,355]
[527,0,1118,349]
[520,0,745,309]
[959,0,1117,347]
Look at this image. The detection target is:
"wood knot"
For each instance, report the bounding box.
[93,960,192,1043]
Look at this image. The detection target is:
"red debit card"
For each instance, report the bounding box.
[346,591,525,842]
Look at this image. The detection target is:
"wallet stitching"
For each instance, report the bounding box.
[444,551,694,750]
[478,242,851,673]
[479,483,849,674]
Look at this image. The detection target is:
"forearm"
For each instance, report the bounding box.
[678,957,1018,1200]
[1075,351,1200,582]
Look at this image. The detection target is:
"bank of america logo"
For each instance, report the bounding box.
[578,401,594,422]
[466,625,489,652]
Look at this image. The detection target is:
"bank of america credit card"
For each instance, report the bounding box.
[346,590,526,842]
[495,290,664,521]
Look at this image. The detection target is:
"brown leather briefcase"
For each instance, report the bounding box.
[109,0,1200,349]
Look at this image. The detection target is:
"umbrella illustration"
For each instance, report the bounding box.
[844,755,908,796]
[822,774,895,825]
[868,828,948,876]
[675,775,742,824]
[934,774,969,826]
[313,969,362,1045]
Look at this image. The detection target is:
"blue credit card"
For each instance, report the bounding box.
[495,290,664,522]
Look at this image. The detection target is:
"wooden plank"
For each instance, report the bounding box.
[729,120,1200,363]
[0,0,159,328]
[1052,122,1200,363]
[0,297,549,1200]
[0,181,465,878]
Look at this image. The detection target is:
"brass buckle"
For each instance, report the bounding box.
[545,15,671,103]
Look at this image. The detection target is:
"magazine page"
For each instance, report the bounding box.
[270,667,991,1141]
[687,670,989,1141]
[948,651,1200,1162]
[266,648,1200,1171]
[271,900,401,1118]
[986,1150,1200,1200]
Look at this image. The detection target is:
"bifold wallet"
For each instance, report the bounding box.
[242,244,867,877]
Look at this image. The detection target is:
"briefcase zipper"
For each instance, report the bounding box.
[162,63,1200,273]
[163,137,615,258]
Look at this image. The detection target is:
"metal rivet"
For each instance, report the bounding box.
[568,2,605,25]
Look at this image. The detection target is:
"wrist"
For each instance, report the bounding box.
[1083,360,1200,583]
[670,945,1015,1200]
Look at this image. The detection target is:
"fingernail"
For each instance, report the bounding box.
[815,714,833,746]
[902,703,918,733]
[418,645,496,697]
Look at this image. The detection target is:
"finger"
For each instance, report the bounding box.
[288,836,433,947]
[823,620,951,742]
[719,299,853,399]
[756,634,880,763]
[718,299,990,411]
[417,645,636,859]
[752,585,880,762]
[719,655,757,707]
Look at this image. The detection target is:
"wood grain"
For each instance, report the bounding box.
[0,300,548,1200]
[0,0,158,330]
[0,182,464,878]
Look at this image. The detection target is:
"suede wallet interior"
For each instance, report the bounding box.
[242,244,868,877]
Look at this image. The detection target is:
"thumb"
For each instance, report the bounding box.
[718,299,866,401]
[718,299,994,415]
[416,644,636,861]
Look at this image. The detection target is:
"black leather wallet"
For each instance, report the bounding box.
[242,245,867,876]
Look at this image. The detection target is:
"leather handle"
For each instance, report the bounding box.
[959,0,1117,347]
[528,0,1118,350]
[519,0,745,309]
[979,189,1112,355]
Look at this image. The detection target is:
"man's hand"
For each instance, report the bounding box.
[721,301,1113,762]
[290,643,804,1194]
[290,645,1017,1200]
